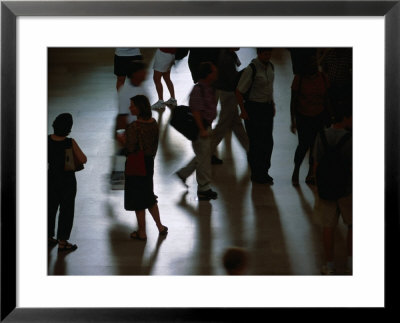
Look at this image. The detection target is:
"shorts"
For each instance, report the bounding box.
[313,194,352,227]
[114,55,143,76]
[153,49,175,73]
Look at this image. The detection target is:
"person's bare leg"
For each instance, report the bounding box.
[148,203,164,232]
[162,70,175,99]
[153,71,164,101]
[134,210,147,238]
[116,76,126,91]
[323,227,335,263]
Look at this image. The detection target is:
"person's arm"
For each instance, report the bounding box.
[290,90,297,134]
[125,123,138,154]
[72,139,87,164]
[235,89,248,120]
[153,120,160,156]
[190,85,210,138]
[115,114,128,145]
[192,110,208,138]
[290,76,300,133]
[235,66,252,120]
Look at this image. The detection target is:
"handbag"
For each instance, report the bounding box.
[64,139,84,172]
[169,84,209,141]
[170,105,199,141]
[125,123,146,176]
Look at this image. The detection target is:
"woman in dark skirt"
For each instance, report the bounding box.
[48,113,87,252]
[124,95,168,241]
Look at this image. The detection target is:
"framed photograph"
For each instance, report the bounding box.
[2,0,399,321]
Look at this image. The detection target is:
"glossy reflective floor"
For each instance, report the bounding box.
[48,48,349,275]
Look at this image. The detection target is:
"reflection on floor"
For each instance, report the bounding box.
[48,48,349,275]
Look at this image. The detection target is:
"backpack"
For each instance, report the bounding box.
[316,130,351,200]
[175,48,189,60]
[240,61,274,102]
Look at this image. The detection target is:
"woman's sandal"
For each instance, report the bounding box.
[58,241,78,252]
[130,231,147,241]
[159,226,168,236]
[48,237,58,244]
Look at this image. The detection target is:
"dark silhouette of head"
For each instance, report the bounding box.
[197,62,218,84]
[127,62,147,86]
[223,247,248,275]
[52,113,73,137]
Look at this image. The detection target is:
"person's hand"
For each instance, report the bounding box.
[199,129,209,138]
[240,109,249,120]
[290,122,296,134]
[116,133,126,145]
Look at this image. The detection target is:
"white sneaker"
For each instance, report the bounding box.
[321,265,335,275]
[151,100,166,111]
[165,98,177,107]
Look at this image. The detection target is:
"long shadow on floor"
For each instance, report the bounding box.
[177,193,213,275]
[106,200,166,275]
[211,144,250,249]
[250,184,292,275]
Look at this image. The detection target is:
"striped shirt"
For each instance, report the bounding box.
[323,48,352,84]
[189,81,217,125]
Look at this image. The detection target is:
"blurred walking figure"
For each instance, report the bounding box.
[175,62,219,201]
[151,48,178,110]
[124,95,168,241]
[114,48,143,90]
[111,62,148,190]
[236,48,276,184]
[290,55,330,186]
[188,48,220,84]
[48,113,87,252]
[211,48,249,165]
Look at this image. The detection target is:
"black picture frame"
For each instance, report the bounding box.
[1,1,399,321]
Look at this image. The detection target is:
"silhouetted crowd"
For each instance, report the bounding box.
[48,48,352,275]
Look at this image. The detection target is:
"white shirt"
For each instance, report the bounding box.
[237,58,274,103]
[118,81,148,123]
[115,48,141,57]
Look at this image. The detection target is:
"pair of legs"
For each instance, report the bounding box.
[211,90,249,158]
[133,203,166,240]
[315,194,353,273]
[244,101,274,182]
[153,69,175,102]
[152,49,176,108]
[177,130,213,193]
[48,175,77,249]
[323,225,352,265]
[292,112,324,185]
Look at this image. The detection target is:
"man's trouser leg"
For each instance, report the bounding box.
[193,131,212,192]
